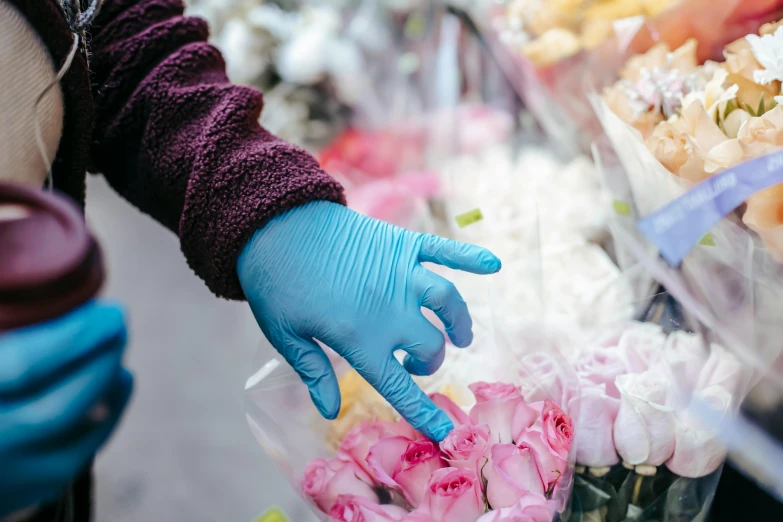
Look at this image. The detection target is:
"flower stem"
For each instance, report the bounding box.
[631,474,644,506]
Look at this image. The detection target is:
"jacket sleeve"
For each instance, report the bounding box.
[88,0,345,300]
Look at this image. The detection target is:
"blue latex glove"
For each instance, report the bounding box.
[238,201,501,441]
[0,302,133,516]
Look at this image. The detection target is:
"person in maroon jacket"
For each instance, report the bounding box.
[0,0,503,520]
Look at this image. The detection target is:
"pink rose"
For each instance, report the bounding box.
[517,400,572,491]
[440,424,492,476]
[663,332,708,393]
[539,400,574,460]
[302,458,378,513]
[613,371,676,466]
[329,494,409,522]
[367,437,446,507]
[484,443,545,509]
[696,344,744,396]
[572,384,620,468]
[573,346,627,398]
[617,323,665,373]
[431,393,471,426]
[476,492,552,521]
[665,385,731,478]
[518,354,566,405]
[420,468,485,522]
[469,382,537,444]
[470,382,520,402]
[340,421,418,479]
[401,513,437,522]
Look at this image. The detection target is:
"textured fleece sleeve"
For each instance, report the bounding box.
[88,0,345,299]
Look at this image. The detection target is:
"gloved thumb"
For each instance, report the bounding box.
[279,335,342,420]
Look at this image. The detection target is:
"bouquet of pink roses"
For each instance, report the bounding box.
[303,382,574,522]
[565,319,746,522]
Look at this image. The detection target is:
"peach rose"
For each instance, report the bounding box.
[722,48,780,108]
[646,122,691,174]
[744,183,783,232]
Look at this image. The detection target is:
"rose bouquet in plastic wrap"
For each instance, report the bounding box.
[562,316,749,521]
[589,19,783,384]
[589,106,783,515]
[472,0,783,152]
[244,279,583,522]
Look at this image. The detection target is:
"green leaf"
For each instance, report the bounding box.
[613,200,632,217]
[744,102,757,117]
[759,93,767,116]
[455,208,484,228]
[723,99,737,119]
[698,233,716,247]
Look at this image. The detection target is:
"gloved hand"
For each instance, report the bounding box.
[238,201,501,441]
[0,302,133,516]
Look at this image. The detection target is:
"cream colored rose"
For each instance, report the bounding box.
[704,139,744,174]
[679,101,730,151]
[646,122,690,174]
[737,106,783,157]
[604,85,665,138]
[722,108,752,139]
[744,183,783,233]
[620,43,671,81]
[722,48,780,108]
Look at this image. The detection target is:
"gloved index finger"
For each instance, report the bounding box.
[0,301,127,397]
[419,234,501,275]
[347,353,454,442]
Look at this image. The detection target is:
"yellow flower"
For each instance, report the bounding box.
[523,28,583,66]
[581,19,614,50]
[641,0,677,17]
[326,400,397,451]
[584,0,645,22]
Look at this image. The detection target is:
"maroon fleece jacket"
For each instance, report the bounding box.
[10,0,345,300]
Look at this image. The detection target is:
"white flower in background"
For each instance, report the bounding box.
[215,18,272,84]
[748,26,783,87]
